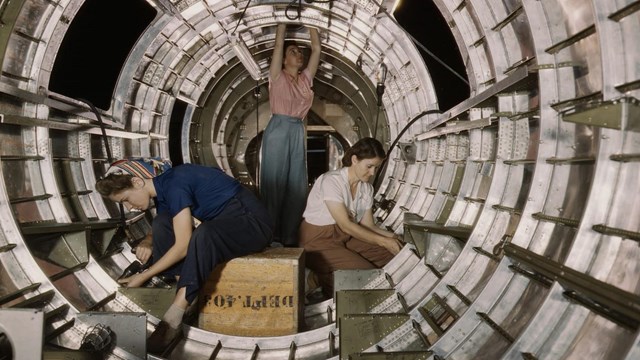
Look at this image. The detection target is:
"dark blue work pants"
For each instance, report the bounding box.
[151,186,274,303]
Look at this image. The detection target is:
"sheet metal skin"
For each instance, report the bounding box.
[0,0,639,359]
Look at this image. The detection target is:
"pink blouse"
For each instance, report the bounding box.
[269,68,314,120]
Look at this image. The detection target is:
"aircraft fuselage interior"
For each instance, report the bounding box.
[0,0,639,359]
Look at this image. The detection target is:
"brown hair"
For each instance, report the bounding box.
[95,174,134,197]
[284,40,298,52]
[342,137,386,167]
[282,40,299,68]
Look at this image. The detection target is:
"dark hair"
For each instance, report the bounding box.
[95,174,134,197]
[342,137,386,167]
[283,40,298,53]
[282,40,299,68]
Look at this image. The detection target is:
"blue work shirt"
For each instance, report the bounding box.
[153,164,241,221]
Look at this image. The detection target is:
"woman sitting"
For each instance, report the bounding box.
[299,138,403,299]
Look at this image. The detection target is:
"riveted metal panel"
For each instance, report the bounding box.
[472,161,495,201]
[460,201,483,226]
[339,313,411,360]
[336,289,397,318]
[334,269,388,293]
[447,161,481,225]
[0,309,44,359]
[513,118,531,160]
[449,162,466,195]
[383,245,422,288]
[423,234,464,274]
[469,127,483,159]
[118,287,175,320]
[396,256,438,301]
[497,118,514,159]
[407,183,427,215]
[383,205,404,230]
[435,195,456,224]
[480,127,498,160]
[562,97,640,130]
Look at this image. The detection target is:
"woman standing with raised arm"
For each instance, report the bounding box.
[260,23,321,247]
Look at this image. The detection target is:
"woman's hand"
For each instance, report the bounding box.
[133,236,152,264]
[117,272,149,288]
[382,236,404,255]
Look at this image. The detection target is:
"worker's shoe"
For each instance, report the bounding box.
[147,320,182,355]
[305,269,321,296]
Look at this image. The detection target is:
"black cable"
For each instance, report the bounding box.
[361,2,466,188]
[232,0,252,35]
[254,80,261,189]
[373,109,442,189]
[78,98,112,163]
[255,80,260,138]
[77,98,126,227]
[370,0,469,86]
[373,80,385,139]
[286,0,303,20]
[373,108,380,139]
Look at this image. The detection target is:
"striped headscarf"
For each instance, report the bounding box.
[105,157,172,179]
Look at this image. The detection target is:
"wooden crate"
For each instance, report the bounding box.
[198,247,304,336]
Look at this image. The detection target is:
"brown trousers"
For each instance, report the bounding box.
[299,220,394,297]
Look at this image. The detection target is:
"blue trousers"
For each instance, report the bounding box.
[259,114,308,246]
[151,186,273,303]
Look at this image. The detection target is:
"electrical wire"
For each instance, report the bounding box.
[232,0,253,35]
[373,109,442,189]
[78,98,112,163]
[297,0,467,86]
[286,0,303,20]
[254,80,261,188]
[373,107,380,139]
[77,98,127,227]
[371,0,469,86]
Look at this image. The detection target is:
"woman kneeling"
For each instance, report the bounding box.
[96,159,273,354]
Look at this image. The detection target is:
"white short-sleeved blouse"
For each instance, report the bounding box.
[303,167,373,226]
